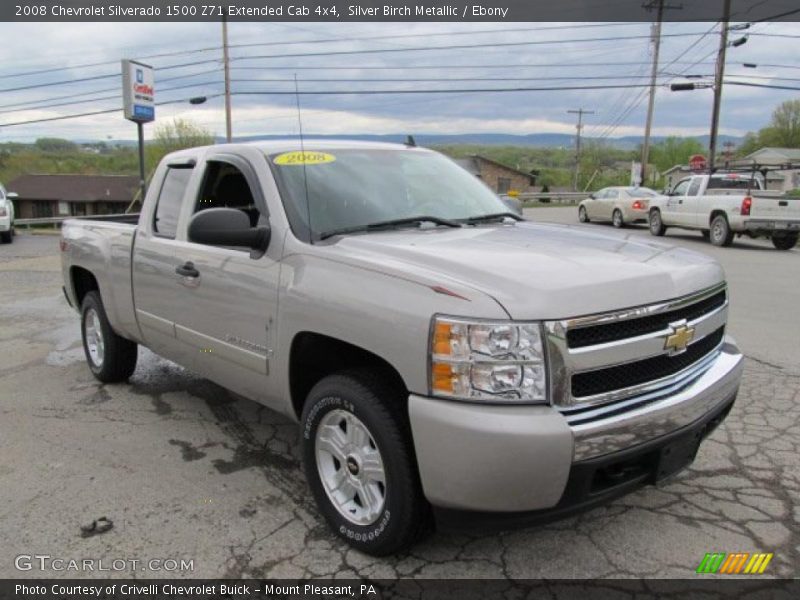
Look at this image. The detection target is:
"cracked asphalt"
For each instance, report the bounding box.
[0,210,797,579]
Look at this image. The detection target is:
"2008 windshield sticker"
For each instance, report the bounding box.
[273,151,336,165]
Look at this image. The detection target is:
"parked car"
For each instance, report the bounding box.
[578,186,660,228]
[648,171,800,249]
[61,141,743,555]
[0,184,17,243]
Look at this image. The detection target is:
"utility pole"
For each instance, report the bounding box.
[641,0,681,184]
[222,14,232,142]
[709,0,732,173]
[568,108,594,191]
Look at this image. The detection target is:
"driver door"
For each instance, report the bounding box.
[665,178,691,226]
[169,154,281,404]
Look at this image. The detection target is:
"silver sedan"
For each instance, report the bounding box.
[578,186,660,228]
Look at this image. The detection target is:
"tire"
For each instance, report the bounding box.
[578,206,589,223]
[80,291,137,383]
[0,231,10,243]
[612,209,624,228]
[649,209,666,236]
[772,233,798,250]
[710,214,734,247]
[301,369,431,555]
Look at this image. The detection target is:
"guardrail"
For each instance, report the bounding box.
[516,192,587,205]
[15,213,140,228]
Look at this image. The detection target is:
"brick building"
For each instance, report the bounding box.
[6,174,138,219]
[453,155,536,194]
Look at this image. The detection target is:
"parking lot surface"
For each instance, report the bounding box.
[0,213,797,579]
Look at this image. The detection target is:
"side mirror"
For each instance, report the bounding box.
[188,207,270,251]
[6,192,17,199]
[589,194,596,200]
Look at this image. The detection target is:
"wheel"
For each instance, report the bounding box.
[578,206,590,223]
[81,291,137,382]
[701,230,710,240]
[710,215,734,247]
[612,209,624,228]
[772,233,798,250]
[0,231,10,243]
[649,209,666,236]
[301,370,431,555]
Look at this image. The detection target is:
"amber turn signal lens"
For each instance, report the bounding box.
[433,322,452,355]
[431,362,454,393]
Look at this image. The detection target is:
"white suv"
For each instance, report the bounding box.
[0,184,17,243]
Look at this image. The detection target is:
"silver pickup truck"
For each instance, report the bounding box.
[61,141,743,555]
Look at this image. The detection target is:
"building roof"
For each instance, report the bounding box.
[6,174,138,202]
[471,154,536,182]
[744,147,800,162]
[453,157,482,176]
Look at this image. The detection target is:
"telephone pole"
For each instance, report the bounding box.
[568,108,594,191]
[641,0,681,184]
[222,14,232,142]
[709,0,732,173]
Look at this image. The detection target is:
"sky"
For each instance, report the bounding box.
[0,20,797,143]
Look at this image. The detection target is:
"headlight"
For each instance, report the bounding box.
[429,316,547,403]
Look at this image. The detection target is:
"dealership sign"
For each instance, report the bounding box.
[121,59,154,123]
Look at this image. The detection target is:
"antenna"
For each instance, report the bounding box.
[294,73,313,243]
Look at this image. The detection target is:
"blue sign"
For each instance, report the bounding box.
[136,68,143,84]
[133,105,154,120]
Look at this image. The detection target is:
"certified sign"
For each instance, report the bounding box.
[121,59,154,123]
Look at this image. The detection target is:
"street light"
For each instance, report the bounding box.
[189,96,208,105]
[730,36,748,48]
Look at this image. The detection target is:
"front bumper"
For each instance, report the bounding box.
[408,337,743,515]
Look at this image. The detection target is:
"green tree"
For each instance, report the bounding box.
[146,118,215,167]
[737,99,800,156]
[648,137,705,174]
[34,137,77,153]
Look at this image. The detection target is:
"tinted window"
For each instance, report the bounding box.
[154,167,192,238]
[707,176,756,190]
[688,179,703,196]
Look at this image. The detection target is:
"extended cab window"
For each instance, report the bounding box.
[688,178,702,196]
[154,167,192,238]
[193,161,262,228]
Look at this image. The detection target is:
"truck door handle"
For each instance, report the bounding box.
[175,261,199,278]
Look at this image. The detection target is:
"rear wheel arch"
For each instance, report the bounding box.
[70,267,99,307]
[288,331,408,420]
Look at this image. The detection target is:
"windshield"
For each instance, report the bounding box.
[268,148,510,240]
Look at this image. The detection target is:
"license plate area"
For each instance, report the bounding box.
[655,430,703,482]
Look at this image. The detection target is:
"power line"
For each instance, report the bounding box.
[0,94,224,128]
[230,61,716,71]
[1,22,645,80]
[229,31,715,63]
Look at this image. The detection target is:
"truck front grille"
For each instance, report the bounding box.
[571,327,725,398]
[566,290,726,349]
[544,283,729,419]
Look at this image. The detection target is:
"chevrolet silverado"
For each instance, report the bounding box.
[61,141,743,555]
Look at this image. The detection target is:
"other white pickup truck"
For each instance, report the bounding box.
[648,171,800,249]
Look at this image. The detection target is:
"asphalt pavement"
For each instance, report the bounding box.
[0,215,797,579]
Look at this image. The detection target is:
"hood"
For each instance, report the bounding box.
[324,222,724,320]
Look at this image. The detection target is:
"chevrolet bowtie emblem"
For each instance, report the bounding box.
[664,322,695,354]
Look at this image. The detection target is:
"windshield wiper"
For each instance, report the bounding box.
[461,212,524,225]
[318,216,461,240]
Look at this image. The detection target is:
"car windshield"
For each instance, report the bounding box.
[624,188,657,197]
[268,148,510,240]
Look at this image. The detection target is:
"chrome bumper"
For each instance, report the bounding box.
[408,336,742,513]
[571,336,743,461]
